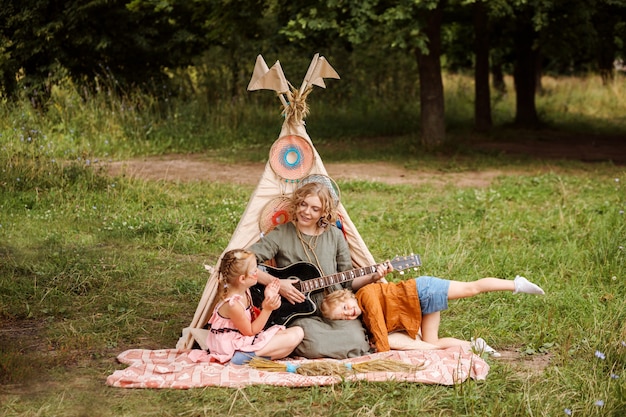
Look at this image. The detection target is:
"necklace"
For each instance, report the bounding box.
[296,227,319,251]
[295,227,325,276]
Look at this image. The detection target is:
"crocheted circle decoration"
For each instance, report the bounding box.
[269,135,314,180]
[300,174,341,207]
[259,196,292,235]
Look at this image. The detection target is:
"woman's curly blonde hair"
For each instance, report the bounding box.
[290,182,337,228]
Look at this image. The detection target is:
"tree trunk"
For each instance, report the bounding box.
[491,61,506,94]
[512,17,540,127]
[595,4,619,85]
[473,1,492,132]
[597,42,616,85]
[415,4,445,150]
[535,54,543,94]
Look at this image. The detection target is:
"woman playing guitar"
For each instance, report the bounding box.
[248,181,393,358]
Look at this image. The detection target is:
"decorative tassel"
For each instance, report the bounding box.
[283,85,312,127]
[249,357,422,377]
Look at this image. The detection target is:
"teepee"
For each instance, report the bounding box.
[177,54,376,349]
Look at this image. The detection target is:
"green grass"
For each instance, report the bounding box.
[1,160,625,416]
[1,73,626,416]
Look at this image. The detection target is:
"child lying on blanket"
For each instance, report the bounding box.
[320,275,545,357]
[205,249,304,365]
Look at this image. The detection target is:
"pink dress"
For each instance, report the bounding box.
[205,292,285,363]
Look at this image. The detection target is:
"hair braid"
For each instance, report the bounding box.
[217,249,255,299]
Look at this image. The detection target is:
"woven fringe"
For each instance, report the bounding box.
[249,357,423,377]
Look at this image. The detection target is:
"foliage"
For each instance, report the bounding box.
[2,1,626,102]
[0,0,211,101]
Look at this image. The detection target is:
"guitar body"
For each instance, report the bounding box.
[250,262,324,328]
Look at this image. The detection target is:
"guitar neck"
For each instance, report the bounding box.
[297,265,377,293]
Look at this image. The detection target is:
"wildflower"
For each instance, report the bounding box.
[610,373,619,379]
[594,400,604,407]
[564,409,572,416]
[615,178,620,183]
[595,350,606,359]
[622,341,626,347]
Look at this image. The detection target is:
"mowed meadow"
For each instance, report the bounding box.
[1,73,625,416]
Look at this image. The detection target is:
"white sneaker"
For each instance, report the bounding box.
[471,337,501,357]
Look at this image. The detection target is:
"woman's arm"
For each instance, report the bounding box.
[352,262,391,291]
[334,229,391,291]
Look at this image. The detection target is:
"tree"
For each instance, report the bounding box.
[511,4,540,127]
[506,0,626,126]
[413,3,446,147]
[0,0,211,101]
[279,0,448,150]
[472,1,492,132]
[586,0,626,84]
[0,0,66,104]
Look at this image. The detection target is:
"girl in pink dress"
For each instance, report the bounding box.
[205,249,304,364]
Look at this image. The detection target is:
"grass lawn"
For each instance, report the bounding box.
[1,149,625,416]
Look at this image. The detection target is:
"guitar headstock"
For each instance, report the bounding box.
[389,254,421,273]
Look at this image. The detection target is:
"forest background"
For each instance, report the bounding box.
[1,1,626,416]
[2,0,626,150]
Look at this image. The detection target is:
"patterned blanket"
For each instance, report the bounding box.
[106,348,489,389]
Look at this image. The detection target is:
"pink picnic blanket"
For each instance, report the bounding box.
[106,348,489,389]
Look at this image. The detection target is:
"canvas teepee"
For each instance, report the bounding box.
[177,54,376,349]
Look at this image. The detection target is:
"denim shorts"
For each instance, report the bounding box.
[415,276,450,315]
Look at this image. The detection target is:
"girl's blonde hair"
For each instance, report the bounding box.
[320,289,356,319]
[218,249,255,299]
[290,182,337,228]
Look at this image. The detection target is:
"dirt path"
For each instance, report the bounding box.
[105,154,511,188]
[104,131,625,186]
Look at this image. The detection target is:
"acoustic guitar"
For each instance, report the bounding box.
[250,254,421,327]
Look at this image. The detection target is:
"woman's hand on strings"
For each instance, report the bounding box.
[256,269,304,305]
[279,278,306,304]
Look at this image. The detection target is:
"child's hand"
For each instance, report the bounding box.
[261,293,281,311]
[264,278,280,299]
